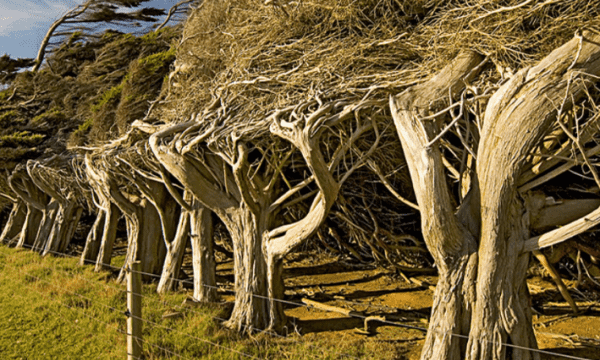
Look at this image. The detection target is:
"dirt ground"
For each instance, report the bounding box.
[201,250,600,360]
[95,236,600,359]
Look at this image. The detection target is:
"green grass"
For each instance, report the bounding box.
[0,245,410,359]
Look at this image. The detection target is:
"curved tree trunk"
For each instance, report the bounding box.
[390,31,600,360]
[42,199,82,256]
[157,209,190,294]
[95,203,120,271]
[30,200,58,251]
[0,201,26,245]
[80,210,105,266]
[117,201,166,283]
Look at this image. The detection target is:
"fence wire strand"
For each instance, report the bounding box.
[4,243,598,360]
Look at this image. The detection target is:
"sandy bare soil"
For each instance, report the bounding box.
[210,251,600,360]
[98,238,600,359]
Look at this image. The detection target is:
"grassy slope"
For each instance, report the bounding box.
[0,245,409,360]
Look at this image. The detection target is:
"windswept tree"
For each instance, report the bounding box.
[33,0,166,72]
[84,136,166,283]
[389,33,600,359]
[149,92,381,331]
[25,156,84,256]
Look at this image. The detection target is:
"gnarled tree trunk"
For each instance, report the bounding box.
[390,31,600,360]
[116,199,166,283]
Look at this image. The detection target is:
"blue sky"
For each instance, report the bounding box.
[0,0,183,59]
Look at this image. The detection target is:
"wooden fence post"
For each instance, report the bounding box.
[127,261,142,359]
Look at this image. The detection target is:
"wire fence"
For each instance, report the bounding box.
[2,242,599,360]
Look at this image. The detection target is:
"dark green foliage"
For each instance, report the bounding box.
[0,55,35,84]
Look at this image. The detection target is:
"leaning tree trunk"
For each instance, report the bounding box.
[0,201,26,245]
[17,204,44,249]
[129,178,183,294]
[42,198,82,256]
[95,203,120,271]
[390,51,483,359]
[80,210,105,266]
[29,200,57,251]
[391,31,600,360]
[465,31,600,360]
[157,209,190,294]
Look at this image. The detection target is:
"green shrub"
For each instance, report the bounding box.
[0,131,45,147]
[91,82,125,113]
[138,47,176,73]
[31,107,65,125]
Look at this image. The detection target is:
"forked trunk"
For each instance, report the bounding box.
[31,200,59,251]
[390,31,600,360]
[80,210,105,266]
[189,205,217,302]
[95,203,120,271]
[157,210,191,294]
[42,200,82,256]
[0,201,26,244]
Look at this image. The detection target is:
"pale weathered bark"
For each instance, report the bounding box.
[391,51,483,359]
[80,210,105,266]
[115,197,166,283]
[95,203,120,271]
[390,31,600,360]
[467,31,600,360]
[157,208,190,294]
[16,204,44,249]
[123,176,182,293]
[150,100,377,332]
[150,134,273,329]
[0,200,26,245]
[42,198,82,256]
[83,162,121,271]
[189,202,218,302]
[85,155,166,279]
[30,200,59,251]
[8,170,49,250]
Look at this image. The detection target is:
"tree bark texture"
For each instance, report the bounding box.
[30,200,58,251]
[150,112,355,332]
[0,201,26,245]
[80,210,105,266]
[42,199,82,256]
[189,203,218,302]
[390,31,600,360]
[16,204,44,249]
[95,203,120,271]
[117,200,166,283]
[157,207,191,294]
